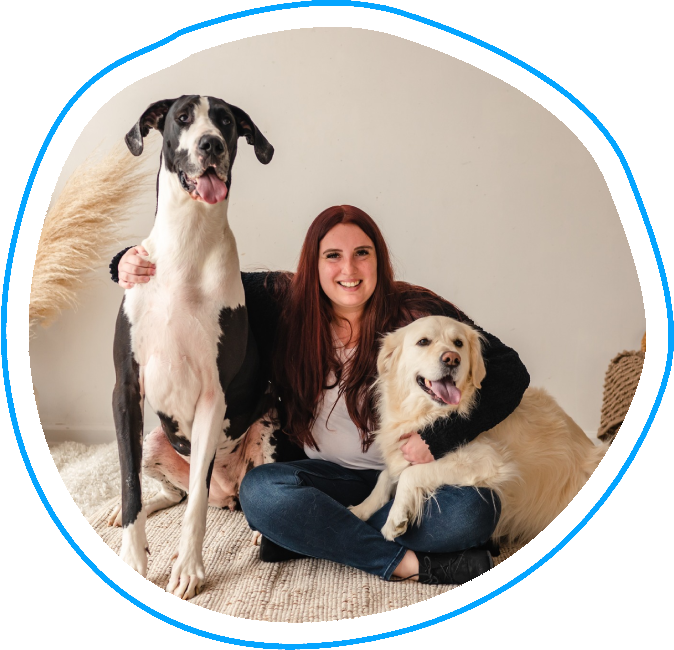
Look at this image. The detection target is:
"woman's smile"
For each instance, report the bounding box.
[337,279,363,290]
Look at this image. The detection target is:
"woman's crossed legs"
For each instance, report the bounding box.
[239,459,500,580]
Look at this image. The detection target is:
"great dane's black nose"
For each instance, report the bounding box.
[441,351,461,367]
[198,134,225,160]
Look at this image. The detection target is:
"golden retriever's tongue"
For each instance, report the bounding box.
[430,378,462,405]
[196,169,228,204]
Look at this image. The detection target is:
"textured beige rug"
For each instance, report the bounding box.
[54,440,521,622]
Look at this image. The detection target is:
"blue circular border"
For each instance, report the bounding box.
[4,2,671,647]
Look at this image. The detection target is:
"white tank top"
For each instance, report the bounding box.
[304,342,385,471]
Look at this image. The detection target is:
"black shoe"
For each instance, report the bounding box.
[477,538,501,557]
[259,536,307,563]
[415,549,494,585]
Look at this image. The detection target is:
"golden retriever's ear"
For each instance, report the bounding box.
[468,329,487,389]
[377,330,404,378]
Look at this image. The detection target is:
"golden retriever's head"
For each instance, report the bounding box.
[377,316,486,418]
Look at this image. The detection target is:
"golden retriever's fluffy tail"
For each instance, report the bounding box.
[490,388,608,544]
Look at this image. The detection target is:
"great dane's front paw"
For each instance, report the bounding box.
[167,550,205,599]
[107,501,123,527]
[119,540,149,576]
[381,514,410,541]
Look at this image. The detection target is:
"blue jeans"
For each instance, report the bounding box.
[239,459,501,580]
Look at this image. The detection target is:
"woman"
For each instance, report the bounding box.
[113,205,530,585]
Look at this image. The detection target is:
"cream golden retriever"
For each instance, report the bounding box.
[349,315,607,545]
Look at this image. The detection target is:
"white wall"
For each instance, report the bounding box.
[29,28,644,444]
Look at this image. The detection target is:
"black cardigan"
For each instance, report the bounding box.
[110,251,530,459]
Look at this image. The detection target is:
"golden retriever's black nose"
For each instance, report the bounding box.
[441,351,461,367]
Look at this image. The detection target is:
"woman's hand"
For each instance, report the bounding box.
[399,432,434,465]
[118,245,156,289]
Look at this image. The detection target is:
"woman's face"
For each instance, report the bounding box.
[318,223,378,320]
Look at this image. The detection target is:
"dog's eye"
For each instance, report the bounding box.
[177,114,190,124]
[416,338,431,346]
[221,117,231,126]
[454,339,463,348]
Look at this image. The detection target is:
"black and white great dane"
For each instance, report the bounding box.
[110,95,275,599]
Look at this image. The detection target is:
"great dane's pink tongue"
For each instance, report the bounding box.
[430,378,462,405]
[196,170,228,204]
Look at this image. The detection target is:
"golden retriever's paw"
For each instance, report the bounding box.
[348,503,372,521]
[381,516,410,541]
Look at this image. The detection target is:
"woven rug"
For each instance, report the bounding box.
[53,441,521,622]
[88,499,520,622]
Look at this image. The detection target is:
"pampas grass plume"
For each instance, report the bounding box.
[30,142,155,329]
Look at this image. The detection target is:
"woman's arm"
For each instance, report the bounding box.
[415,300,531,460]
[109,249,281,318]
[240,271,284,382]
[109,248,285,381]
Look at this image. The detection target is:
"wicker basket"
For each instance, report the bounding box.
[598,349,645,442]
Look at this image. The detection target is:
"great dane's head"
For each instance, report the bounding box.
[125,95,274,204]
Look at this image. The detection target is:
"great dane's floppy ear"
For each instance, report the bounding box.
[125,98,178,156]
[468,329,487,389]
[377,330,405,378]
[229,104,274,164]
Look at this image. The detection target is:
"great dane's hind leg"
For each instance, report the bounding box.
[166,390,226,600]
[142,425,188,516]
[112,301,148,576]
[208,411,278,510]
[108,426,189,527]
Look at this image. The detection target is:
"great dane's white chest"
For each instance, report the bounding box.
[124,271,237,433]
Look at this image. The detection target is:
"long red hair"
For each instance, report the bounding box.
[273,205,463,451]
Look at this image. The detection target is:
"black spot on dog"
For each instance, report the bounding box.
[206,456,215,495]
[157,411,191,456]
[112,299,144,528]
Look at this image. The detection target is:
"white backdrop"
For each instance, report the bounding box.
[29,27,644,443]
